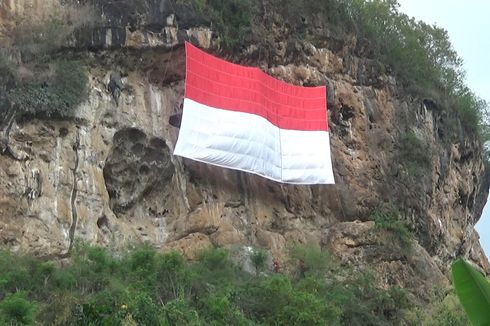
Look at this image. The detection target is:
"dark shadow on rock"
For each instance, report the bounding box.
[103,127,174,215]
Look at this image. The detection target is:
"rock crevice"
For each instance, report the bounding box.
[67,127,80,253]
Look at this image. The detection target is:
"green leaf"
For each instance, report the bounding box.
[451,259,490,325]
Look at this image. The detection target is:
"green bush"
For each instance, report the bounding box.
[13,13,69,61]
[155,251,191,303]
[424,294,469,325]
[397,131,432,177]
[194,0,253,49]
[405,292,469,325]
[8,60,88,120]
[454,87,489,136]
[371,205,413,251]
[130,292,161,326]
[249,248,268,275]
[289,245,331,278]
[0,244,443,325]
[0,292,37,325]
[128,245,157,275]
[334,271,408,325]
[194,246,236,284]
[38,292,78,326]
[163,298,202,325]
[240,275,340,325]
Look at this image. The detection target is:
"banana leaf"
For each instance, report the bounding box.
[451,259,490,326]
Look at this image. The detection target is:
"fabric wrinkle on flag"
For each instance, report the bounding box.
[174,42,335,185]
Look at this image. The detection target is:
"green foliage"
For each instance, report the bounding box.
[155,251,190,302]
[249,248,267,275]
[130,292,161,326]
[371,205,413,251]
[128,244,156,276]
[332,272,408,325]
[7,60,88,119]
[451,259,490,325]
[331,0,488,160]
[0,292,37,325]
[242,274,342,325]
[417,293,469,326]
[454,87,489,137]
[289,245,330,278]
[163,299,201,325]
[198,246,230,270]
[194,0,253,49]
[194,246,236,284]
[397,131,432,177]
[0,244,416,325]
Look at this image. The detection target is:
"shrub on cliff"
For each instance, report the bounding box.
[7,60,88,120]
[397,131,432,177]
[371,205,413,251]
[192,0,254,49]
[250,247,268,275]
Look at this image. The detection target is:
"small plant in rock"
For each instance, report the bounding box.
[249,248,268,275]
[192,0,254,50]
[371,205,413,251]
[397,131,432,177]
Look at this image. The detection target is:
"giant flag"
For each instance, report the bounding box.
[174,42,335,184]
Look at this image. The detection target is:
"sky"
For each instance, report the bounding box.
[396,0,490,255]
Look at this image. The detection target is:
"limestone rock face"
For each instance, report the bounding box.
[103,128,174,214]
[323,220,448,300]
[0,0,489,296]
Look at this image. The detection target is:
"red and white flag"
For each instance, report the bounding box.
[174,42,335,184]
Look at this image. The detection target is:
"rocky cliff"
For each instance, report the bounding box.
[0,0,488,301]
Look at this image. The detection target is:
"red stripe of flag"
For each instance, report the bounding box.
[185,42,328,131]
